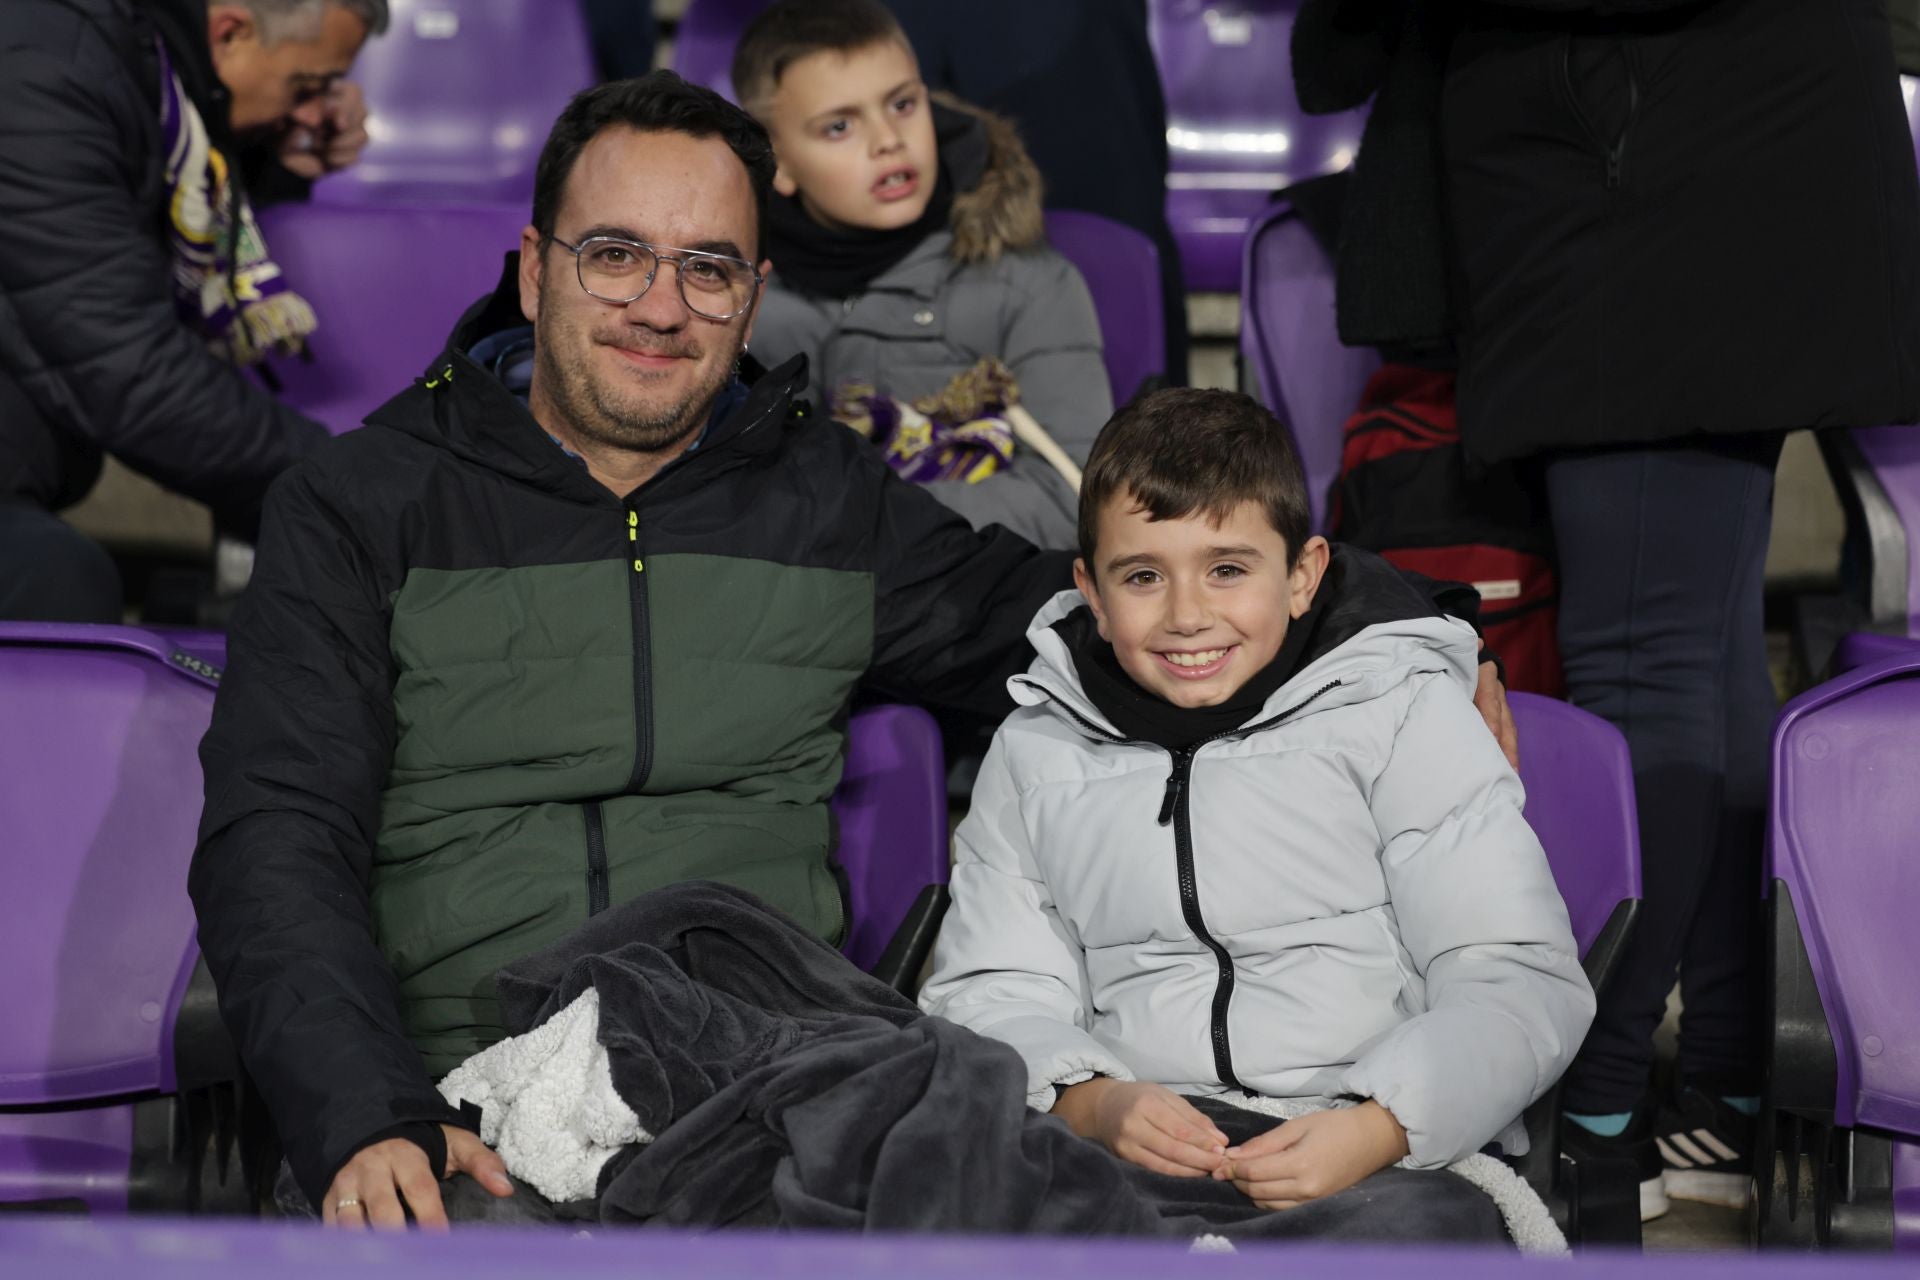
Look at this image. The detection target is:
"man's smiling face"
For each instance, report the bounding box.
[519,126,770,465]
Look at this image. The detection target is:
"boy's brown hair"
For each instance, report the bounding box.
[730,0,910,115]
[1077,388,1313,571]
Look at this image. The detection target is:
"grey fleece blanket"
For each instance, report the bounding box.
[490,881,1507,1241]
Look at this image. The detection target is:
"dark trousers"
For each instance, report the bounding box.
[1547,435,1782,1113]
[0,502,122,623]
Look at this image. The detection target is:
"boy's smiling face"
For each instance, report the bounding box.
[1073,496,1330,709]
[761,39,939,233]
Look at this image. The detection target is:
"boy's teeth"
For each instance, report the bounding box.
[1165,649,1228,668]
[880,172,907,187]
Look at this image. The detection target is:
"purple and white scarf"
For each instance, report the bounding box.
[157,38,315,365]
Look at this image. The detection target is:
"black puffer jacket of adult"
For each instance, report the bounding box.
[1296,0,1920,467]
[0,0,328,537]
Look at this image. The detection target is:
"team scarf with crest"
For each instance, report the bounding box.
[157,38,315,365]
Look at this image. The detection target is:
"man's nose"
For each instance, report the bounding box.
[289,98,329,130]
[623,264,691,329]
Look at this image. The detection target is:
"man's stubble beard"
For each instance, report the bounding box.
[533,294,742,458]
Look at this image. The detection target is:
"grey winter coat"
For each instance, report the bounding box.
[753,107,1111,550]
[920,592,1595,1169]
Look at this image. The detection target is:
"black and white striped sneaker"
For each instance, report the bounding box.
[1656,1087,1755,1209]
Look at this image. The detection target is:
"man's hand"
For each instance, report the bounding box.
[1051,1078,1229,1177]
[1214,1102,1409,1209]
[323,1125,511,1231]
[1475,660,1520,771]
[280,81,371,179]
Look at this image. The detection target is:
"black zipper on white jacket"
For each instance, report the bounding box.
[1033,677,1343,1093]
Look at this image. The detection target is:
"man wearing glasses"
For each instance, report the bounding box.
[190,72,1074,1230]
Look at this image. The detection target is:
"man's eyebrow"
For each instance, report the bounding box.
[804,78,920,128]
[686,239,747,260]
[574,224,645,243]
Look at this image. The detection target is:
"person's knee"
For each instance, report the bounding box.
[0,507,123,623]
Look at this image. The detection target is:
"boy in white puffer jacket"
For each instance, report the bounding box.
[920,388,1595,1218]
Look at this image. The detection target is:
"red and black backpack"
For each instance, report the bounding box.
[1330,364,1565,697]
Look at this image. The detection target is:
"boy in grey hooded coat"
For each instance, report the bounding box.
[733,1,1110,549]
[921,390,1594,1213]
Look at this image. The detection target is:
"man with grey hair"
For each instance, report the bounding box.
[0,0,389,624]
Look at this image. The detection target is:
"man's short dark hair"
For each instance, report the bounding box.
[730,0,909,114]
[532,72,777,257]
[1077,388,1313,571]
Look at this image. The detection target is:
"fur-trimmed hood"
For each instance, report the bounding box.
[937,92,1046,265]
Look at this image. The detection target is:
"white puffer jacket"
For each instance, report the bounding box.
[920,591,1595,1169]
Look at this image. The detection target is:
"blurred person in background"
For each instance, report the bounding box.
[1295,0,1920,1220]
[0,0,388,622]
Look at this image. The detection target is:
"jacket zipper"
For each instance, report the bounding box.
[623,505,653,796]
[583,801,610,915]
[1561,37,1639,191]
[1037,679,1343,1092]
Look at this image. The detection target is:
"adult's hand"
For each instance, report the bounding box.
[1474,659,1519,771]
[1052,1078,1229,1177]
[323,1125,511,1231]
[280,81,371,180]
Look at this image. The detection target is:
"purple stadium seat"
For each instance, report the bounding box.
[1506,692,1644,1245]
[1043,210,1166,406]
[1756,652,1920,1250]
[0,617,946,1208]
[673,0,772,100]
[316,0,595,205]
[831,705,951,983]
[1510,694,1643,973]
[0,623,242,1214]
[1239,201,1378,532]
[257,202,530,435]
[1831,631,1920,676]
[1149,0,1367,291]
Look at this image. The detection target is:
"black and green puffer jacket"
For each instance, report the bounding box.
[190,276,1072,1204]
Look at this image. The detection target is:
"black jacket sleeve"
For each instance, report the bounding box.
[0,14,326,537]
[190,462,466,1209]
[861,451,1075,720]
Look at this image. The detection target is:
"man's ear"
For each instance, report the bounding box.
[1071,557,1112,642]
[518,226,545,325]
[206,4,257,50]
[1288,535,1331,620]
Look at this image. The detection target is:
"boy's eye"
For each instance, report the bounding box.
[1211,564,1246,580]
[822,118,850,139]
[892,93,919,115]
[1124,570,1160,587]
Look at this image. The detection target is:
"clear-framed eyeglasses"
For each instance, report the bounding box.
[549,234,763,321]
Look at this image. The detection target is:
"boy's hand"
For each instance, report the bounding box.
[323,1124,511,1231]
[1214,1101,1410,1209]
[1051,1078,1229,1177]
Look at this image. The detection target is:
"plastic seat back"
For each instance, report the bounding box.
[1149,0,1367,290]
[829,705,950,980]
[257,201,530,435]
[673,0,775,100]
[317,0,594,205]
[1043,210,1165,406]
[1508,693,1643,981]
[1239,202,1377,532]
[0,624,229,1213]
[1769,654,1920,1137]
